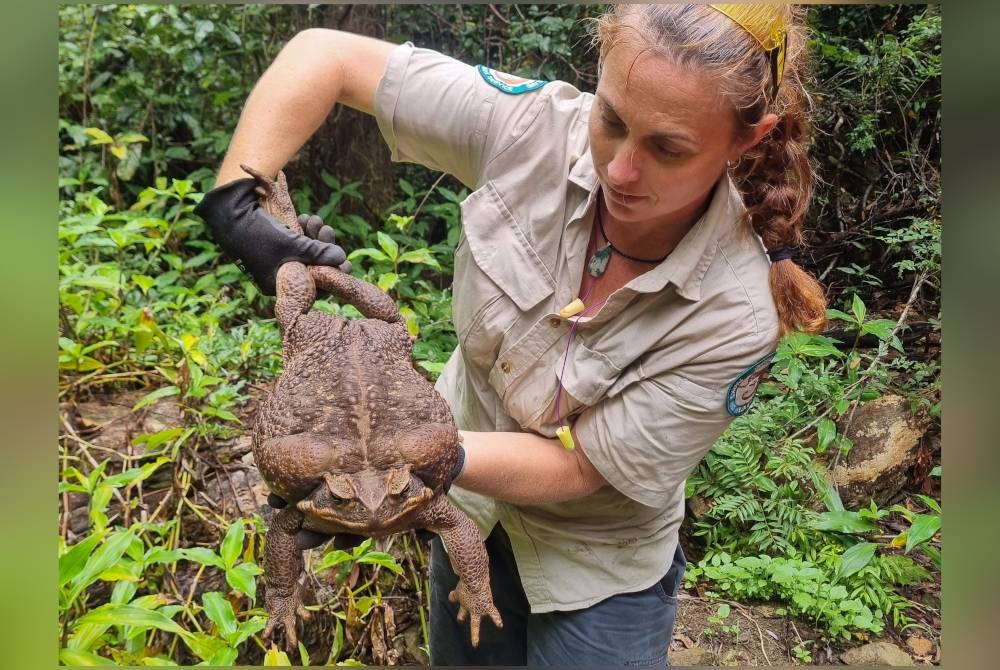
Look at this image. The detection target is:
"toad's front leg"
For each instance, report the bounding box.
[262,505,313,649]
[415,495,502,647]
[274,261,316,335]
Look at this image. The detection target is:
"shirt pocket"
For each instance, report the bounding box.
[453,181,555,362]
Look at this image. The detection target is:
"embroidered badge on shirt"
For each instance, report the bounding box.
[726,352,776,417]
[476,65,547,95]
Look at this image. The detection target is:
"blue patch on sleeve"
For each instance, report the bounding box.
[476,65,547,95]
[725,352,776,417]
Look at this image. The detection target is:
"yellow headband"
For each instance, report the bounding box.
[708,3,788,94]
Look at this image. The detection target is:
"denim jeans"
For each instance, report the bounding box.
[429,524,686,666]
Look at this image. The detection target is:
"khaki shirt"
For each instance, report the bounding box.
[374,44,780,612]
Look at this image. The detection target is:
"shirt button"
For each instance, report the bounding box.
[548,317,561,327]
[500,361,511,373]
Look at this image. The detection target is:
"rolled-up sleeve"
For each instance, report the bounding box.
[373,43,548,189]
[574,370,734,509]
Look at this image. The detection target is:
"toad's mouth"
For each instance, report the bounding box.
[297,485,435,531]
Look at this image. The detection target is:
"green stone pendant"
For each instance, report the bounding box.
[588,243,612,278]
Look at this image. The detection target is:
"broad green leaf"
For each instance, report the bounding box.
[144,547,186,564]
[70,275,122,295]
[398,248,442,269]
[137,656,178,666]
[207,647,239,666]
[68,530,136,602]
[232,616,267,646]
[202,591,238,641]
[313,549,353,573]
[915,494,941,513]
[377,272,400,292]
[837,542,877,579]
[180,546,225,568]
[118,132,150,144]
[133,385,180,411]
[103,457,169,489]
[346,248,389,263]
[226,562,261,602]
[220,522,245,569]
[826,308,856,324]
[59,530,107,587]
[851,294,867,324]
[83,127,114,145]
[809,511,877,534]
[59,648,117,666]
[860,318,896,341]
[75,604,188,636]
[376,231,399,260]
[815,477,845,512]
[816,418,837,452]
[264,645,293,665]
[904,514,941,553]
[359,551,404,574]
[181,631,229,663]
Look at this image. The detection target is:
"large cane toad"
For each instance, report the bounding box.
[241,166,501,649]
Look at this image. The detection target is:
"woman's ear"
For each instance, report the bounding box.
[738,113,780,155]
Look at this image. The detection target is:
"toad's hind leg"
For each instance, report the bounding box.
[310,266,402,324]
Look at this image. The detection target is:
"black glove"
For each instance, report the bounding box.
[298,213,352,275]
[266,492,365,551]
[193,178,347,295]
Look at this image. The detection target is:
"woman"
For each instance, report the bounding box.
[196,4,827,665]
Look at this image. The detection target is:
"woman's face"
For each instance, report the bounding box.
[588,39,764,230]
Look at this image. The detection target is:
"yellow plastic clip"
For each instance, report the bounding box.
[558,298,585,318]
[555,425,575,450]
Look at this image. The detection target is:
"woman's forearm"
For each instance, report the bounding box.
[454,429,607,504]
[216,29,395,186]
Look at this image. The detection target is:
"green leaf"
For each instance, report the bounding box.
[346,248,389,263]
[851,294,867,324]
[207,647,239,666]
[826,308,856,324]
[377,272,400,292]
[83,127,114,145]
[358,551,404,574]
[398,248,442,269]
[904,514,941,553]
[837,542,877,579]
[59,530,107,587]
[860,318,896,341]
[816,418,837,452]
[181,631,229,663]
[58,649,117,666]
[103,457,169,489]
[68,530,136,603]
[179,546,225,568]
[220,522,245,569]
[263,646,293,665]
[809,511,877,534]
[376,231,399,260]
[75,604,188,636]
[202,591,238,641]
[225,562,261,602]
[133,385,180,411]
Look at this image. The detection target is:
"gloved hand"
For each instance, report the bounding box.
[193,178,347,295]
[298,212,352,275]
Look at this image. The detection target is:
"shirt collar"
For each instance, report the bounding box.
[631,175,746,301]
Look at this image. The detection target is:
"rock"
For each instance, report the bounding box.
[670,646,715,666]
[829,394,929,508]
[839,641,914,666]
